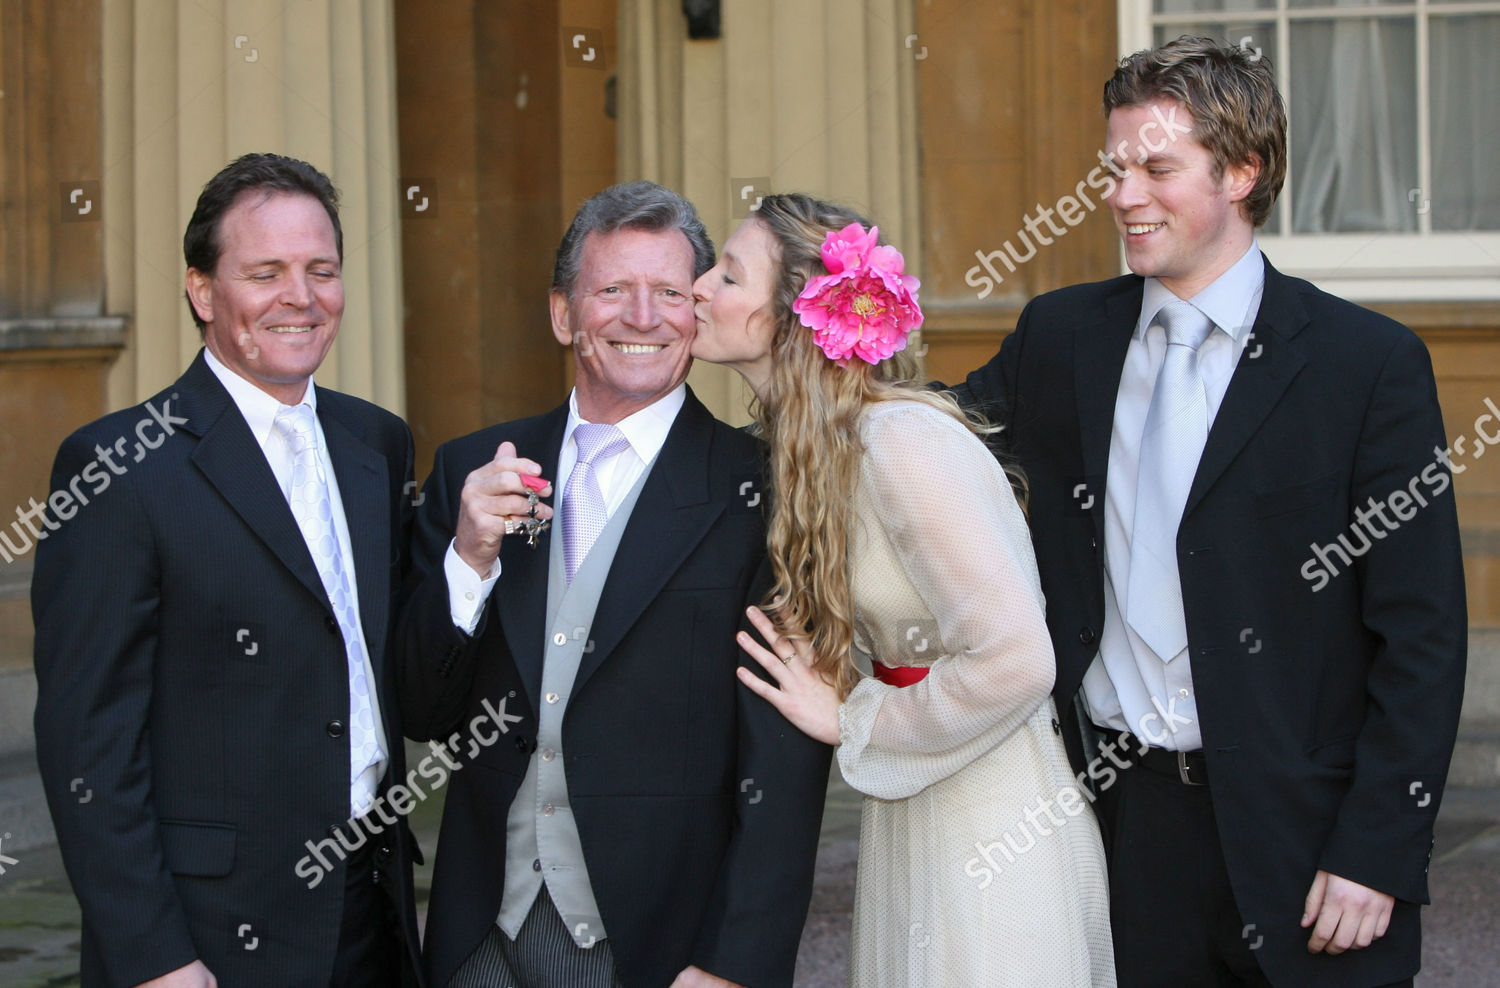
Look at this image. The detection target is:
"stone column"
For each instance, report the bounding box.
[104,0,406,412]
[617,0,922,424]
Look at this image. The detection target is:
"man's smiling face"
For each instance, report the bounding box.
[1104,97,1258,299]
[551,227,698,424]
[188,190,343,405]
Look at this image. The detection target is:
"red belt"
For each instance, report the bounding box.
[873,662,930,687]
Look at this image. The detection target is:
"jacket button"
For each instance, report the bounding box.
[1079,627,1096,645]
[327,824,340,838]
[514,735,534,754]
[1052,717,1062,736]
[327,720,345,738]
[325,615,339,634]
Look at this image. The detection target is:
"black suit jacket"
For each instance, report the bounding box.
[957,257,1467,987]
[32,351,423,987]
[397,388,831,988]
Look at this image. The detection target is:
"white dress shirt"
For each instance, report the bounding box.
[204,348,389,810]
[1082,243,1265,751]
[445,385,687,631]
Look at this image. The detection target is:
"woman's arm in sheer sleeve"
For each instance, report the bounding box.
[837,403,1056,799]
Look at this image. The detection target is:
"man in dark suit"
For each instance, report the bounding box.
[33,154,422,988]
[957,38,1466,988]
[396,181,831,988]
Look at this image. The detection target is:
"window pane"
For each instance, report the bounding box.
[1288,0,1411,8]
[1151,23,1283,234]
[1152,21,1277,65]
[1430,15,1500,230]
[1155,0,1273,12]
[1288,18,1417,233]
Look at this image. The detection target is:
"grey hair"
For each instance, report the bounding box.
[551,181,715,298]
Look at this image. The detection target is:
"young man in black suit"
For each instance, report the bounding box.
[396,181,831,988]
[957,37,1466,987]
[33,154,422,987]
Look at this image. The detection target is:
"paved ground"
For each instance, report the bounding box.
[2,765,1497,987]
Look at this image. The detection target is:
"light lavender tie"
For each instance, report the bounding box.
[1125,299,1216,661]
[274,404,383,816]
[563,423,631,583]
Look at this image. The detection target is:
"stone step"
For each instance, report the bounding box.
[0,561,52,855]
[0,561,34,765]
[0,667,37,763]
[1458,526,1500,624]
[1463,627,1500,723]
[0,754,53,855]
[1449,722,1500,788]
[1449,499,1500,620]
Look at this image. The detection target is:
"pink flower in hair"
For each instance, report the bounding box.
[792,223,923,366]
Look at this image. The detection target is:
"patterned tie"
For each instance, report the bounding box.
[274,404,383,816]
[563,423,631,583]
[1126,300,1216,661]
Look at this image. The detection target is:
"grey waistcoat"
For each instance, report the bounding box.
[496,461,653,947]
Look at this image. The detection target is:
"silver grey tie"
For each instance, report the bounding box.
[274,404,383,816]
[1125,300,1216,661]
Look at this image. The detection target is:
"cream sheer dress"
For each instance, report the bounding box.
[839,401,1114,987]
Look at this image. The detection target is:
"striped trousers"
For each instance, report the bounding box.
[446,884,626,988]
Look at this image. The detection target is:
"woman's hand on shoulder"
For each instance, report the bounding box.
[736,606,841,746]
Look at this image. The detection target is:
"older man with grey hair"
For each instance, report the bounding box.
[397,181,831,988]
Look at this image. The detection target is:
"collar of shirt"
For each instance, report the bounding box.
[1136,240,1265,347]
[559,385,686,508]
[563,384,685,467]
[203,346,318,450]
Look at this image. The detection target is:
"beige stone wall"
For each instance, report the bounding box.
[101,0,407,413]
[618,0,922,425]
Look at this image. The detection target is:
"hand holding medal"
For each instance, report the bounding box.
[453,441,554,577]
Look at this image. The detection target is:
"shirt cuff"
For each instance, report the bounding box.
[445,541,500,634]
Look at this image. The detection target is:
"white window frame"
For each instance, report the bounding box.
[1118,0,1500,300]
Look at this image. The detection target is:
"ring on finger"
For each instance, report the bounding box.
[503,517,517,535]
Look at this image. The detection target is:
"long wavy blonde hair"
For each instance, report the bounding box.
[750,194,1023,699]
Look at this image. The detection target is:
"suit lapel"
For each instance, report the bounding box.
[1184,258,1308,516]
[573,391,724,694]
[1075,279,1142,540]
[181,354,328,608]
[320,397,390,671]
[495,406,569,711]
